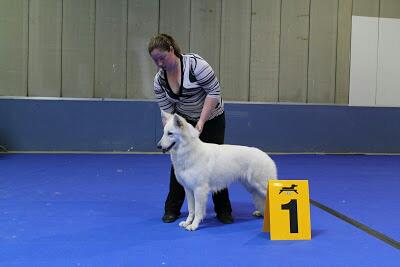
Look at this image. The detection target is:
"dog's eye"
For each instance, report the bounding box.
[167,132,173,136]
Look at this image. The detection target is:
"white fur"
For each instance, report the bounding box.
[158,111,278,231]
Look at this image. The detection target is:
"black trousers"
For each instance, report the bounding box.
[164,112,233,215]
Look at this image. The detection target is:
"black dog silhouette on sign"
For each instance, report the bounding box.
[279,184,298,194]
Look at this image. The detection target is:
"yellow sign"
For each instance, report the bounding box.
[263,180,311,240]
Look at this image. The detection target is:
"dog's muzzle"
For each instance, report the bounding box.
[157,142,176,153]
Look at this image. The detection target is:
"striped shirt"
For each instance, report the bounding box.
[153,53,224,121]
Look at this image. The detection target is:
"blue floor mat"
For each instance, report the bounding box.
[0,153,398,266]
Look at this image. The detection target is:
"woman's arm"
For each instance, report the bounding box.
[191,54,222,132]
[153,73,175,126]
[196,96,219,133]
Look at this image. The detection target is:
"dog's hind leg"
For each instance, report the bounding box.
[253,177,269,217]
[240,180,264,217]
[179,188,195,228]
[252,192,266,217]
[185,187,208,231]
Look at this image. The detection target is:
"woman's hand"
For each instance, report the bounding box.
[195,119,205,133]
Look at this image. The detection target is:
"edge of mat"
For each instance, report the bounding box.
[310,199,400,250]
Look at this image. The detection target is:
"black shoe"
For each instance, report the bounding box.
[162,212,181,223]
[216,212,234,224]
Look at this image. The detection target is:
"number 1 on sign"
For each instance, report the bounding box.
[281,199,298,233]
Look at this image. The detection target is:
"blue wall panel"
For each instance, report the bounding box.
[0,98,158,152]
[224,103,400,153]
[1,98,399,153]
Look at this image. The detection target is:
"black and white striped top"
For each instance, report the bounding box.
[153,53,224,121]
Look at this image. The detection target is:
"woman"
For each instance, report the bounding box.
[148,33,234,224]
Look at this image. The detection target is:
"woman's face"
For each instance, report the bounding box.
[150,47,177,71]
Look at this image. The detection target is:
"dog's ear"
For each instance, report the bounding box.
[173,114,184,128]
[160,110,172,125]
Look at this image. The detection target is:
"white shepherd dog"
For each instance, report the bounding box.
[157,111,278,231]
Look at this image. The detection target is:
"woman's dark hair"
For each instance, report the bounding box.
[148,33,181,56]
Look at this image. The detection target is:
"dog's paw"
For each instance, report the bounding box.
[252,210,263,217]
[179,221,190,227]
[185,224,198,231]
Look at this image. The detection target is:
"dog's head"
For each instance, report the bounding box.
[157,111,199,153]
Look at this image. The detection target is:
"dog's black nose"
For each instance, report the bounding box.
[157,142,162,150]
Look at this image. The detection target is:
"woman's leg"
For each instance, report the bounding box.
[162,165,185,222]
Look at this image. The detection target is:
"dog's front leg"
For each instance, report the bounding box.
[179,188,195,228]
[185,188,208,231]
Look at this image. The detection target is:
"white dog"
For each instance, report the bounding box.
[157,111,278,231]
